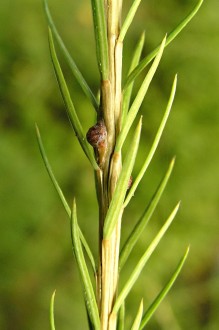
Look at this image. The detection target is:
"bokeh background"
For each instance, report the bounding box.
[0,0,218,329]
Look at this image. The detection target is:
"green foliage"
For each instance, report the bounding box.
[43,0,197,326]
[1,0,218,330]
[48,28,98,170]
[44,0,99,111]
[121,31,145,128]
[50,290,56,330]
[124,75,177,208]
[90,0,109,79]
[113,203,180,315]
[70,200,100,329]
[116,36,166,152]
[35,124,96,273]
[117,303,125,330]
[139,247,190,329]
[119,0,144,42]
[124,0,204,88]
[103,118,142,239]
[120,158,175,270]
[130,299,143,330]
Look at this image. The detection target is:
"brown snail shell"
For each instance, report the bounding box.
[86,120,107,148]
[86,120,107,167]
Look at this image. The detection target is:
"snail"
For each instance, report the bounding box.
[86,119,107,167]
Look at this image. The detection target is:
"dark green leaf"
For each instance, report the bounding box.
[90,0,109,79]
[44,0,98,111]
[48,28,99,171]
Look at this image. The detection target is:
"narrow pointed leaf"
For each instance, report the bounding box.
[44,0,98,111]
[113,203,180,314]
[122,31,145,128]
[116,36,166,152]
[103,118,142,239]
[50,290,56,330]
[119,0,143,42]
[48,28,99,171]
[35,124,70,215]
[130,299,143,330]
[120,158,175,270]
[71,200,100,330]
[124,75,177,208]
[85,304,95,330]
[124,0,204,89]
[90,0,109,79]
[117,302,125,330]
[140,247,190,329]
[35,125,96,273]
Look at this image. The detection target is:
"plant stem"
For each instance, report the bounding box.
[97,1,123,329]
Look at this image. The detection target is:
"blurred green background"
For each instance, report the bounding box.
[0,0,218,329]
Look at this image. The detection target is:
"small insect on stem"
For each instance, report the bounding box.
[86,119,107,168]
